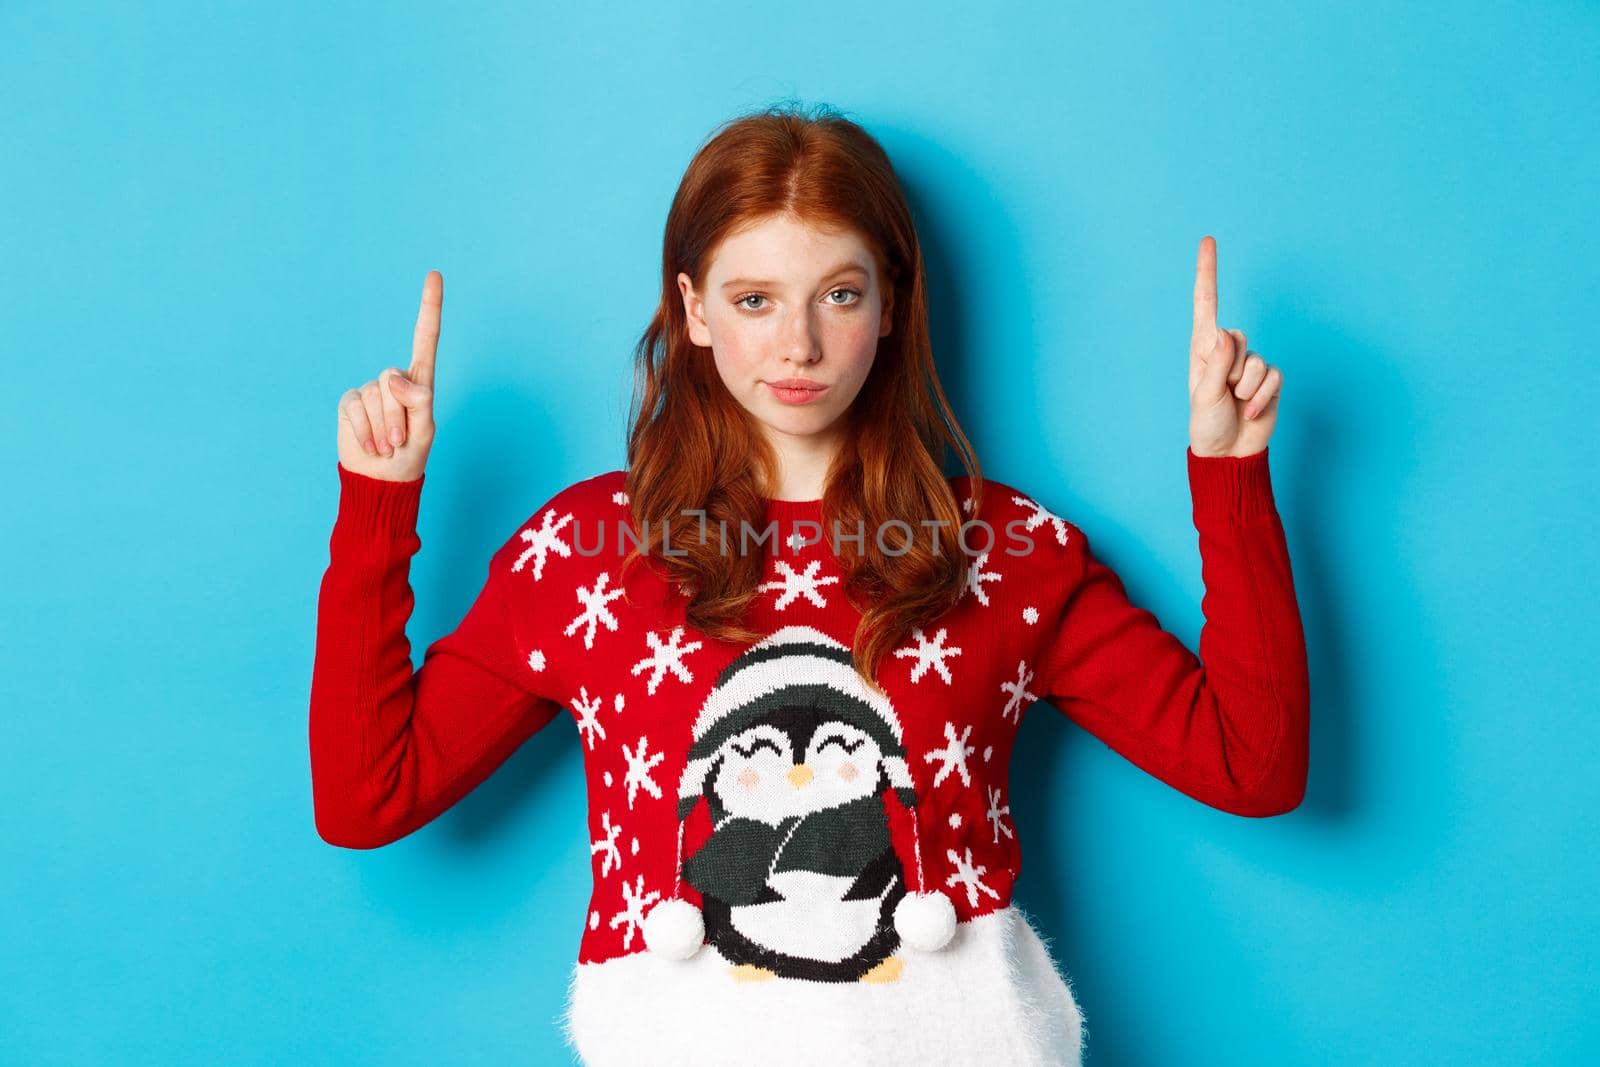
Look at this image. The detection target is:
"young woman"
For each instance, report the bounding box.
[311,105,1309,1066]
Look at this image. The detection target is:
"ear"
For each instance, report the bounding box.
[878,281,895,338]
[678,271,713,347]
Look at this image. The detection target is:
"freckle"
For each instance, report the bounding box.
[838,762,859,781]
[737,767,760,789]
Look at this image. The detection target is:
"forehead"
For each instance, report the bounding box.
[706,214,878,284]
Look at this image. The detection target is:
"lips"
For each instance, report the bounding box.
[765,378,831,405]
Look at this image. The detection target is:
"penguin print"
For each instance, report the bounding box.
[672,626,923,984]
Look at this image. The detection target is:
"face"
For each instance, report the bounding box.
[678,213,894,447]
[710,717,885,825]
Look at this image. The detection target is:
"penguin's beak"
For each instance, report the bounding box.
[787,764,815,788]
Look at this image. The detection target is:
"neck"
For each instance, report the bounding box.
[761,422,844,501]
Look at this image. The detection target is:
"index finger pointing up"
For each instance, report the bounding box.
[1192,235,1218,338]
[409,270,443,389]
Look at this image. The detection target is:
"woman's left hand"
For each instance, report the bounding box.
[1188,235,1282,458]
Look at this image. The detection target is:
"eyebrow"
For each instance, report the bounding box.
[719,260,871,292]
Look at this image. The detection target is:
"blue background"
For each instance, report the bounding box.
[5,3,1596,1064]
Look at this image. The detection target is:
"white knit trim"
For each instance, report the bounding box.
[560,904,1085,1066]
[883,755,914,792]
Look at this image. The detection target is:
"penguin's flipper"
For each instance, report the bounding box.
[842,846,900,901]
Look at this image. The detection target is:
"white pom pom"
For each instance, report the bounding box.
[642,898,704,959]
[894,890,957,951]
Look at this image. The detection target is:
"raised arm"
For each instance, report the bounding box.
[309,272,563,848]
[308,468,564,848]
[1035,236,1307,815]
[1036,448,1310,816]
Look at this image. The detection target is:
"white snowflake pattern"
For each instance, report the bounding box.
[573,687,607,749]
[512,508,575,580]
[527,649,547,671]
[621,736,665,809]
[590,810,623,876]
[564,572,625,649]
[924,722,975,788]
[963,550,1002,606]
[949,812,963,829]
[999,660,1038,723]
[962,496,975,515]
[760,559,840,610]
[893,627,963,684]
[630,627,703,694]
[986,785,1015,844]
[1022,606,1039,625]
[945,847,1001,908]
[612,490,629,506]
[1011,494,1070,547]
[609,874,660,949]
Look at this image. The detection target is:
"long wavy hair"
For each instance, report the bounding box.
[621,102,984,691]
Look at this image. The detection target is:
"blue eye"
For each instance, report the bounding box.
[734,288,862,312]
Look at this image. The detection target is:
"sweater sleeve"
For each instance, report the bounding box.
[308,463,566,849]
[1034,447,1310,817]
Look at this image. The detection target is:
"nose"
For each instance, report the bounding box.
[781,308,822,365]
[786,764,815,788]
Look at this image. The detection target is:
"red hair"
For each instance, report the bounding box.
[622,102,984,691]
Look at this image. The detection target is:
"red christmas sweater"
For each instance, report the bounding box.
[309,447,1309,1065]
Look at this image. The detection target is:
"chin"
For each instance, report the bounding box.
[756,404,840,438]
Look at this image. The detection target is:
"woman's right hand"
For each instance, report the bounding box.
[336,271,442,482]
